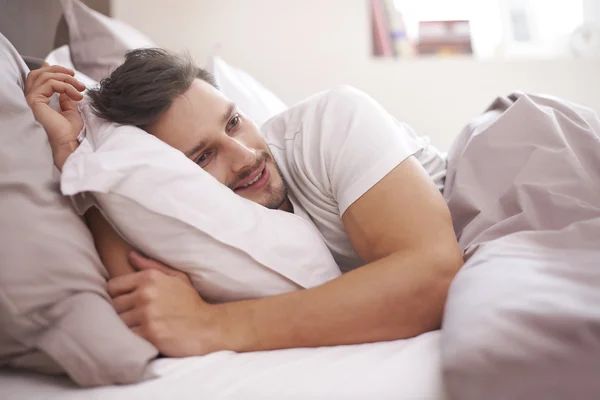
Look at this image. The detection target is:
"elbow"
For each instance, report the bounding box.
[427,245,464,330]
[403,244,464,335]
[435,243,464,286]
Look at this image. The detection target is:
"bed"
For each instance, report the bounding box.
[0,2,447,398]
[3,2,600,400]
[2,332,443,399]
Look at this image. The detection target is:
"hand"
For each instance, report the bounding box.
[25,62,86,171]
[108,252,221,357]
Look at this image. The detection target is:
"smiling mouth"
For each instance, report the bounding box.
[240,170,263,188]
[233,162,268,192]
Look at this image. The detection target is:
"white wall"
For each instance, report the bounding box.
[112,0,600,151]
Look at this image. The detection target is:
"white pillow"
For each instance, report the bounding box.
[61,100,341,303]
[206,56,287,128]
[60,0,155,81]
[44,45,98,89]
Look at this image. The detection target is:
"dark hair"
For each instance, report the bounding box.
[87,48,217,129]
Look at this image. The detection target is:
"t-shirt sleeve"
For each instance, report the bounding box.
[304,86,425,215]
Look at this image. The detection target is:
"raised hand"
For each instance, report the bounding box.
[25,63,87,171]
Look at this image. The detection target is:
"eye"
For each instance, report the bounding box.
[195,151,212,167]
[227,114,241,132]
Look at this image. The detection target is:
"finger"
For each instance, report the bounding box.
[31,72,85,93]
[132,251,195,286]
[119,308,143,328]
[26,62,52,92]
[131,326,150,341]
[39,80,84,102]
[36,64,75,78]
[49,73,85,91]
[112,291,137,313]
[59,92,79,113]
[26,65,75,93]
[129,251,175,276]
[130,251,193,285]
[107,272,145,298]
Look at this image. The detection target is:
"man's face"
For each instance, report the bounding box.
[149,79,289,210]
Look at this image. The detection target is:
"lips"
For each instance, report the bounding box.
[234,162,266,191]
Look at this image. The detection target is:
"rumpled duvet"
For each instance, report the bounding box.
[441,92,600,400]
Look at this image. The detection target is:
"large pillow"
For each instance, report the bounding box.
[441,92,600,399]
[206,56,288,128]
[0,34,157,386]
[60,0,155,81]
[61,100,341,303]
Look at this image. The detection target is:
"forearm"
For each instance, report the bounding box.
[216,247,461,352]
[85,207,135,278]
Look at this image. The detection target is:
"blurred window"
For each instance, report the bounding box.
[385,0,588,58]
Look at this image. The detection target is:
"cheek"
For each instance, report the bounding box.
[203,159,230,186]
[268,161,283,186]
[243,127,268,151]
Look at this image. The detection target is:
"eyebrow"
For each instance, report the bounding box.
[184,104,236,158]
[184,140,207,158]
[222,103,236,125]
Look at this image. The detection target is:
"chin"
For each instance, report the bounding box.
[248,162,287,209]
[256,187,286,210]
[256,193,284,210]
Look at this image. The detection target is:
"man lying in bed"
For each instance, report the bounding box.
[25,49,463,357]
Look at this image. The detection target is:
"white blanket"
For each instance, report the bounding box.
[1,331,442,399]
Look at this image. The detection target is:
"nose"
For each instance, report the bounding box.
[226,137,257,173]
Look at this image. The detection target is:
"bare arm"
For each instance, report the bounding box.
[109,157,463,355]
[85,208,135,278]
[217,157,463,351]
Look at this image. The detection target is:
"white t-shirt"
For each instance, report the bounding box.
[262,86,446,273]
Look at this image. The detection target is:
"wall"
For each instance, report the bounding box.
[112,0,600,150]
[0,0,110,59]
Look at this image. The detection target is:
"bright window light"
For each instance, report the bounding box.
[389,0,585,58]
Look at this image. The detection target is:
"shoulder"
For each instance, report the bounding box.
[261,86,366,144]
[313,85,376,115]
[322,85,371,100]
[264,85,373,127]
[299,86,377,142]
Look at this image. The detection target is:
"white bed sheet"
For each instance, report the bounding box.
[1,331,443,399]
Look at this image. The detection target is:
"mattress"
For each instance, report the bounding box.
[1,331,443,399]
